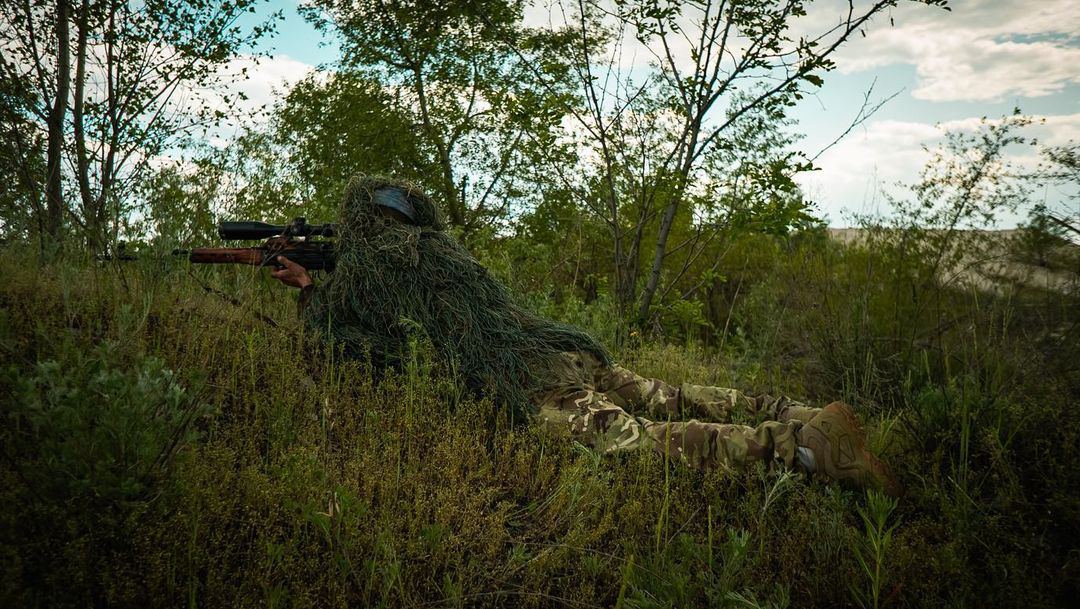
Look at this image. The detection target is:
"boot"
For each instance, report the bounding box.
[797,402,903,497]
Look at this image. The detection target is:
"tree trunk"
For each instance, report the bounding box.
[44,0,72,247]
[637,146,697,326]
[637,196,679,325]
[72,0,95,250]
[436,145,461,228]
[411,63,463,228]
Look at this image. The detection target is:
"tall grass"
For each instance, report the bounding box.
[1,231,1077,608]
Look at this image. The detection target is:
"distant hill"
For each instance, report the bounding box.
[826,227,1078,294]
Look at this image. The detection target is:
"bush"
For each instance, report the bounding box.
[6,341,212,507]
[1,333,212,607]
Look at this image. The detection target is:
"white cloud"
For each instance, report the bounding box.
[523,1,1080,104]
[214,53,319,121]
[798,112,1080,226]
[175,52,321,147]
[829,0,1080,101]
[798,119,937,221]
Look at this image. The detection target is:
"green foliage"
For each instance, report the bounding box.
[6,341,212,506]
[1014,203,1076,269]
[1,8,1078,603]
[0,70,44,244]
[135,161,221,252]
[1,229,1077,607]
[275,72,427,213]
[1,0,279,251]
[851,491,899,609]
[301,0,547,232]
[661,299,714,347]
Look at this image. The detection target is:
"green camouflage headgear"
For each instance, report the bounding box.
[342,176,443,230]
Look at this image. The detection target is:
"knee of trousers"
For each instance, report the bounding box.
[536,392,649,454]
[677,384,749,420]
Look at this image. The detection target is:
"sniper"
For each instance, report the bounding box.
[267,176,900,497]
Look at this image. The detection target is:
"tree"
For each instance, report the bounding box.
[1017,203,1069,269]
[303,0,562,235]
[274,71,427,214]
[0,69,46,253]
[0,0,278,253]
[134,159,219,252]
[522,0,947,331]
[1030,144,1080,240]
[1014,144,1080,273]
[1,0,74,248]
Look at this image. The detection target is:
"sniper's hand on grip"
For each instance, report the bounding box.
[265,242,336,272]
[270,255,312,289]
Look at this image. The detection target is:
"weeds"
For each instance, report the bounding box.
[851,491,899,609]
[5,340,211,507]
[1,220,1077,608]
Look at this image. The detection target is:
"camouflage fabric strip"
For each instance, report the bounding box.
[531,351,818,471]
[534,387,802,471]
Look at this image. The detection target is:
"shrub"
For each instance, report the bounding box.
[6,341,212,508]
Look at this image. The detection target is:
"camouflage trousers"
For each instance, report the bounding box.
[530,352,821,472]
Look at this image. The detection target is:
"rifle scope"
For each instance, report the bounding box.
[218,217,336,240]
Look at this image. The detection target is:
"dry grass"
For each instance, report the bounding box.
[1,244,1076,608]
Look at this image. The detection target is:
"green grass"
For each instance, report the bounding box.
[1,243,1077,608]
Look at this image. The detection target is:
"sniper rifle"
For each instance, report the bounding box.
[177,217,336,271]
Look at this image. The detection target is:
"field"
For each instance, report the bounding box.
[4,0,1079,606]
[2,228,1077,608]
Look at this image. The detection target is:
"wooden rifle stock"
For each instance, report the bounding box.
[184,240,336,271]
[188,247,265,266]
[181,218,336,272]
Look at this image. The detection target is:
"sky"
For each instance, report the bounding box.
[230,0,1080,228]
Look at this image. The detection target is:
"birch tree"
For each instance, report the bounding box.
[0,0,277,252]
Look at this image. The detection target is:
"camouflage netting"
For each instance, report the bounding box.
[303,176,610,419]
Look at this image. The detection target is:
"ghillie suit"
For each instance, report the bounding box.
[302,176,610,419]
[302,176,901,495]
